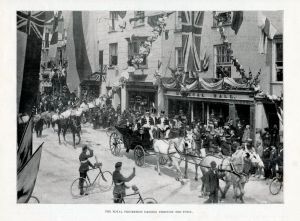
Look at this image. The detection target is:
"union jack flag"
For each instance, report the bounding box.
[181,11,204,72]
[17,11,45,39]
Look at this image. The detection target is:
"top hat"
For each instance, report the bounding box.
[115,162,122,168]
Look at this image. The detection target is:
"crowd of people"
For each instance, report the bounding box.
[34,89,283,182]
[118,108,283,180]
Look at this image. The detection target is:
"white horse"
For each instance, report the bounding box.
[153,132,202,184]
[199,148,255,203]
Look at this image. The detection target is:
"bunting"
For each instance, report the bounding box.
[17,143,43,203]
[17,11,45,114]
[200,50,209,72]
[182,11,204,72]
[65,11,99,92]
[257,12,278,54]
[231,11,244,35]
[17,115,33,171]
[49,12,61,58]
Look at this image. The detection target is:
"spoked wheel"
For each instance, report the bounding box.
[98,171,113,191]
[109,132,122,156]
[159,156,168,165]
[143,197,158,204]
[28,196,40,203]
[70,177,89,198]
[269,177,283,195]
[134,145,145,167]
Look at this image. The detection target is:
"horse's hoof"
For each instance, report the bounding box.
[158,173,161,176]
[195,177,198,181]
[180,181,184,185]
[175,177,179,181]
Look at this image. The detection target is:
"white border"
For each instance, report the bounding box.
[1,0,299,221]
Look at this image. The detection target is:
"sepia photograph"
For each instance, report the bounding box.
[16,10,284,205]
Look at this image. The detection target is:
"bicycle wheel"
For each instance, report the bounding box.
[98,171,113,191]
[269,177,282,195]
[70,177,89,197]
[28,196,40,203]
[143,197,158,204]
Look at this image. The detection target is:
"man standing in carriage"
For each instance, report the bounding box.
[140,110,155,141]
[156,110,171,139]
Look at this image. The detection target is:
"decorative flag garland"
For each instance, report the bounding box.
[130,13,169,67]
[160,76,248,91]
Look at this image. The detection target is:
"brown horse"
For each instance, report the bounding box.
[53,115,81,148]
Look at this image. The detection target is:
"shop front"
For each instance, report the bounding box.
[124,81,158,113]
[165,89,256,138]
[80,80,101,99]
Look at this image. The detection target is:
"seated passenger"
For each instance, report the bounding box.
[156,110,170,139]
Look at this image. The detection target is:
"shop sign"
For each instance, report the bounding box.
[166,91,252,101]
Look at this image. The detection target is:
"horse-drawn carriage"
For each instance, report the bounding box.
[109,126,169,167]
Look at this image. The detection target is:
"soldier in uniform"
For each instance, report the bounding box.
[112,162,135,203]
[79,145,96,195]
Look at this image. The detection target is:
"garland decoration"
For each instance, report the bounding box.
[214,12,261,89]
[130,14,168,68]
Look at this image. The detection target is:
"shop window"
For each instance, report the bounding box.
[214,44,232,78]
[109,11,118,32]
[175,47,183,68]
[213,11,233,27]
[274,38,283,82]
[128,91,155,111]
[175,11,182,31]
[128,38,147,68]
[134,11,145,27]
[109,43,118,66]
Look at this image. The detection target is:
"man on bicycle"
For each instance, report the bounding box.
[79,145,96,195]
[113,162,135,203]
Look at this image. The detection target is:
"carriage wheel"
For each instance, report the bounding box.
[159,156,168,165]
[143,197,158,204]
[134,145,145,167]
[109,132,122,156]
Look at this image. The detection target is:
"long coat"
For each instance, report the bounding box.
[202,169,219,193]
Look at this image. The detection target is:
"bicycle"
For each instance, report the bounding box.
[70,161,113,198]
[115,186,158,204]
[269,167,283,195]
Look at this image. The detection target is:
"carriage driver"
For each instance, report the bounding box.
[113,162,136,203]
[156,110,170,139]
